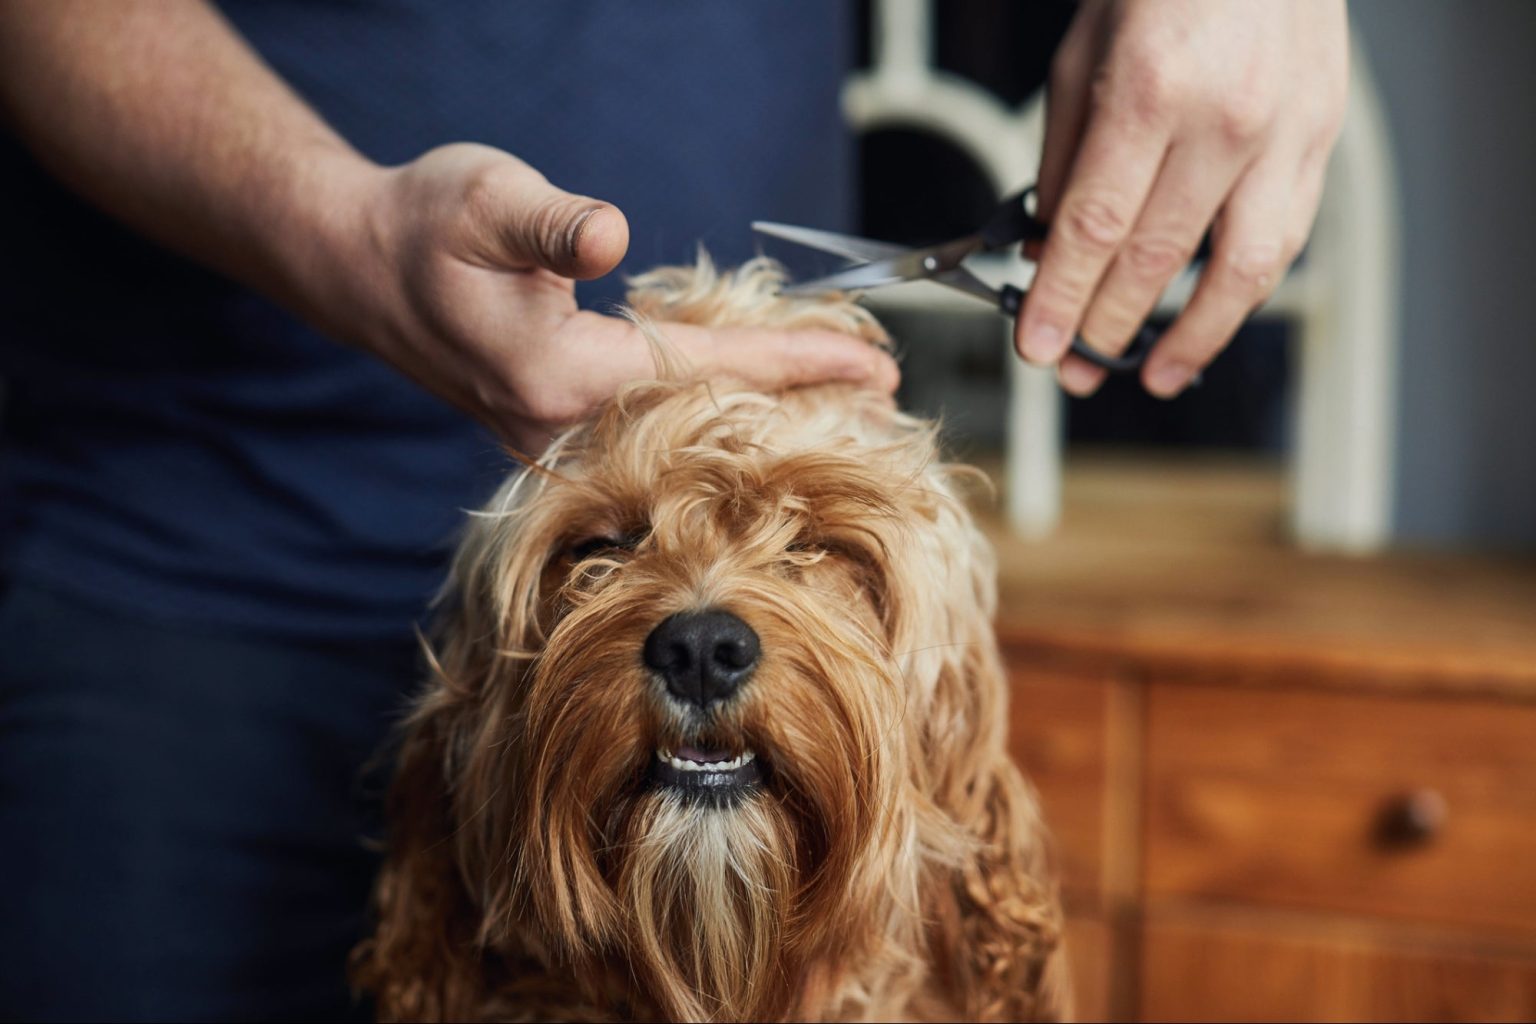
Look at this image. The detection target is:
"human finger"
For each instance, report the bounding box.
[1015,107,1169,366]
[1140,152,1295,398]
[1056,350,1108,398]
[1280,138,1332,267]
[658,323,901,395]
[1076,141,1245,373]
[1030,17,1097,261]
[542,313,900,420]
[462,157,630,280]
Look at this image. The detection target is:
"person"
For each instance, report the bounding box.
[0,1,1346,1019]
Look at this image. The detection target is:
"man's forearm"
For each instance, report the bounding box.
[0,0,379,322]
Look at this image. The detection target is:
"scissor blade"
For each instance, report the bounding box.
[781,261,916,294]
[785,234,985,295]
[751,221,910,262]
[786,265,998,300]
[931,265,1002,306]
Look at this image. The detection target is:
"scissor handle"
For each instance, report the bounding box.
[998,283,1163,375]
[980,187,1050,251]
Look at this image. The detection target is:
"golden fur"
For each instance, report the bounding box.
[353,257,1066,1021]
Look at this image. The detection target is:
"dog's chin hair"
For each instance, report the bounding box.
[621,793,796,1021]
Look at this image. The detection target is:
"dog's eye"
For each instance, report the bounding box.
[788,537,876,574]
[784,539,825,560]
[567,532,643,563]
[787,537,848,558]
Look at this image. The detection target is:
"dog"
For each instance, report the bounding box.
[353,257,1066,1021]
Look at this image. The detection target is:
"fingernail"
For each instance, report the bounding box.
[1021,321,1066,364]
[1058,359,1103,397]
[567,205,605,260]
[1146,361,1193,398]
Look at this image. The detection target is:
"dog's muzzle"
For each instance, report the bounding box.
[643,609,764,801]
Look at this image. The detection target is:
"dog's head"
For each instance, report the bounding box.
[360,260,1059,1022]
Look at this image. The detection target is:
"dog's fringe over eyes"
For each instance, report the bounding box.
[352,255,1067,1022]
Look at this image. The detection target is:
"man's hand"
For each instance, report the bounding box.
[0,1,896,456]
[325,145,898,453]
[1018,0,1349,397]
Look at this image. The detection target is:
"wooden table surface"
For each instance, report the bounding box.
[977,452,1536,699]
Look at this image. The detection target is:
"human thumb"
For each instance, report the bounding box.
[481,162,630,280]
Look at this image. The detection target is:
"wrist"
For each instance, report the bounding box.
[256,139,397,348]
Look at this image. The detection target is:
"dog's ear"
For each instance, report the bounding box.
[938,748,1070,1022]
[913,610,1067,1021]
[899,473,1068,1022]
[925,654,1070,1020]
[353,484,558,1020]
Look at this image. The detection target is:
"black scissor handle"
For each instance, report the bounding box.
[980,186,1049,251]
[998,283,1162,375]
[1069,325,1161,374]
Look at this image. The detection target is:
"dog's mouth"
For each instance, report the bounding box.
[649,743,764,800]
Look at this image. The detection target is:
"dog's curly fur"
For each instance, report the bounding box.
[353,257,1067,1021]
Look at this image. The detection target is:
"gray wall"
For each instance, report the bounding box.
[1352,1,1536,551]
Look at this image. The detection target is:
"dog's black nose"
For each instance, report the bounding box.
[643,609,760,707]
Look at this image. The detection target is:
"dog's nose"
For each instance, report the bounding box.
[643,609,760,707]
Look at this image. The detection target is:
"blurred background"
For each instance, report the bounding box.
[832,1,1536,1020]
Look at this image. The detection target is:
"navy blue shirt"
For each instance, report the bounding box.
[0,1,853,639]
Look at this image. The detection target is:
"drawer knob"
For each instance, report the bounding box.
[1375,788,1448,848]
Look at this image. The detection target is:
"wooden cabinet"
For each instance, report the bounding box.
[992,455,1536,1022]
[1063,914,1116,1024]
[1139,913,1536,1023]
[1007,668,1113,898]
[1143,683,1536,934]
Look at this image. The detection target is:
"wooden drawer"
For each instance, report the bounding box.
[1139,911,1536,1023]
[1007,667,1112,898]
[1063,913,1115,1023]
[1144,682,1536,933]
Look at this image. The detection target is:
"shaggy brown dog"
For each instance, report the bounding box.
[353,259,1066,1022]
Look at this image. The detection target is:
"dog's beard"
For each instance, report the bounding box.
[618,792,796,1019]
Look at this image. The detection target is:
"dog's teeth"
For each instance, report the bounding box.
[657,749,756,773]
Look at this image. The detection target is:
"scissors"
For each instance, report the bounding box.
[753,186,1161,375]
